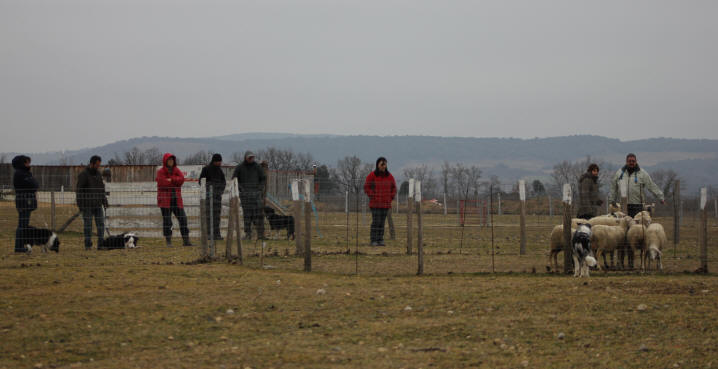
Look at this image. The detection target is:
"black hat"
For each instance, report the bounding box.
[211,153,223,163]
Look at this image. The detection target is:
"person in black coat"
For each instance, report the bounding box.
[232,151,266,240]
[76,155,108,250]
[199,153,226,240]
[12,155,38,253]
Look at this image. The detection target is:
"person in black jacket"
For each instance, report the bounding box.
[12,155,38,253]
[76,155,108,250]
[232,151,266,240]
[199,153,226,240]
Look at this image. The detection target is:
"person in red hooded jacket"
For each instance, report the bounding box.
[156,153,192,246]
[363,157,397,246]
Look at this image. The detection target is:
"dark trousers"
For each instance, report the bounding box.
[205,195,222,239]
[241,204,264,239]
[15,209,33,252]
[82,207,105,248]
[370,208,389,243]
[576,213,594,220]
[627,204,643,218]
[161,207,189,239]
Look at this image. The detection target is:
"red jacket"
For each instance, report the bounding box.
[156,153,186,208]
[364,170,397,209]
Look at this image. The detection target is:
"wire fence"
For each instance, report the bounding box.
[2,176,716,276]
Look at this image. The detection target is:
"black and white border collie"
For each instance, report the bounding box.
[19,226,60,253]
[98,233,139,250]
[572,223,596,277]
[264,207,295,240]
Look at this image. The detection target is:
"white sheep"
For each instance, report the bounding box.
[590,216,632,271]
[641,223,666,272]
[547,224,574,273]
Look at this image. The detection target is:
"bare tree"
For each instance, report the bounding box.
[650,169,680,199]
[183,150,213,165]
[450,163,481,199]
[295,152,315,172]
[332,156,365,194]
[551,160,582,196]
[144,147,163,165]
[124,147,146,165]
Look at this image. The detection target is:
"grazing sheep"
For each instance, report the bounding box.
[626,222,647,265]
[641,223,666,272]
[590,216,632,271]
[618,211,651,269]
[547,224,574,273]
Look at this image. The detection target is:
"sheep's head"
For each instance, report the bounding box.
[609,202,622,213]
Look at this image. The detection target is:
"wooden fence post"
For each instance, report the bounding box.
[673,180,681,253]
[699,188,708,273]
[209,186,215,258]
[292,180,303,256]
[51,191,56,231]
[199,178,208,258]
[519,180,527,255]
[562,184,573,274]
[416,181,424,275]
[406,179,414,255]
[387,209,396,240]
[304,180,312,272]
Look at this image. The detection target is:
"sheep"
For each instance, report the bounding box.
[547,224,574,273]
[570,214,626,268]
[618,210,652,269]
[641,223,666,272]
[590,216,632,271]
[626,222,648,268]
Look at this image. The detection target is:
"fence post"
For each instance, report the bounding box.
[548,194,553,217]
[407,178,414,255]
[490,184,495,273]
[416,181,423,275]
[234,179,243,264]
[51,191,56,231]
[562,184,573,274]
[673,180,680,252]
[699,188,708,273]
[225,181,234,260]
[387,209,396,240]
[292,180,303,256]
[519,180,527,255]
[443,192,447,216]
[345,191,350,252]
[209,186,215,258]
[304,180,312,272]
[200,178,208,258]
[497,192,502,216]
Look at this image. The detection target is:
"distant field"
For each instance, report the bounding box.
[1,201,717,368]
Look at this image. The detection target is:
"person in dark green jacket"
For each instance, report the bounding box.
[232,151,266,240]
[12,155,38,253]
[76,155,107,250]
[577,163,603,220]
[199,153,226,240]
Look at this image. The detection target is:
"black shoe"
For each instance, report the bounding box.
[14,249,28,254]
[377,240,386,246]
[213,236,224,241]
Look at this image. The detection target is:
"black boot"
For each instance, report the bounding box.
[182,236,194,246]
[165,237,172,247]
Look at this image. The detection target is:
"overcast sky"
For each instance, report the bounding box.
[1,0,717,153]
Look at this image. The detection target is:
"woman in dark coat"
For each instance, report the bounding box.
[12,155,38,253]
[577,163,603,220]
[363,157,397,246]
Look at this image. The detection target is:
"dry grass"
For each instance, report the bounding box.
[1,201,717,368]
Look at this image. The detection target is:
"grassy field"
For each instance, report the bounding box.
[1,201,717,368]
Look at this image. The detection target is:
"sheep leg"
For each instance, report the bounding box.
[627,249,635,269]
[573,254,580,277]
[596,249,604,271]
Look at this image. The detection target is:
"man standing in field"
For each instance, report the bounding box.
[609,153,665,217]
[76,155,108,250]
[609,153,664,269]
[232,151,266,240]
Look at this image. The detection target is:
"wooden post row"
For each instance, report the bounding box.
[700,187,708,273]
[304,179,312,272]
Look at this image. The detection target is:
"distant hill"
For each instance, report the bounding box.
[3,133,716,193]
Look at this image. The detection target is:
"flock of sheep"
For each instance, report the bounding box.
[548,204,668,275]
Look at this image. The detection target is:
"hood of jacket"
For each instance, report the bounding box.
[12,155,30,170]
[162,153,177,168]
[622,164,640,175]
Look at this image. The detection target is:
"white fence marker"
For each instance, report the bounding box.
[518,180,526,201]
[562,183,572,204]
